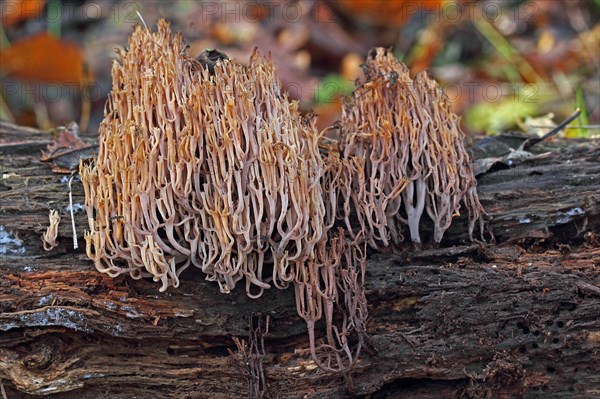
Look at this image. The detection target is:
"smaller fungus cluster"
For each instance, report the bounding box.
[42,209,60,251]
[294,229,368,375]
[339,48,486,247]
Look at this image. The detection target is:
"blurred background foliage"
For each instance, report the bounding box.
[1,0,598,138]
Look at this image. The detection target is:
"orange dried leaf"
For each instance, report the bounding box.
[41,123,97,172]
[0,32,86,84]
[41,124,89,162]
[1,0,46,28]
[337,0,450,26]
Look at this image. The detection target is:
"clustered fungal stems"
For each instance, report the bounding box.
[42,209,60,251]
[80,21,487,381]
[339,48,486,247]
[81,21,330,296]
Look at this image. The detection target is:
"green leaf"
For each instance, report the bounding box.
[314,75,354,104]
[465,98,538,134]
[568,87,591,138]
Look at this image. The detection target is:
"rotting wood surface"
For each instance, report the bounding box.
[0,121,599,398]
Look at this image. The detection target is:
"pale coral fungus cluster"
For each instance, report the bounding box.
[80,21,486,378]
[339,48,486,247]
[81,20,328,296]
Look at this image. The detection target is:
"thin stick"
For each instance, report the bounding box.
[0,378,8,399]
[522,108,582,150]
[136,11,148,29]
[32,94,51,130]
[0,92,15,123]
[529,125,600,129]
[68,172,78,249]
[0,21,10,49]
[79,64,91,133]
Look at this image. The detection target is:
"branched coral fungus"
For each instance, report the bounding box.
[340,48,487,246]
[81,20,367,382]
[294,229,368,377]
[42,209,60,251]
[81,20,327,295]
[80,22,488,388]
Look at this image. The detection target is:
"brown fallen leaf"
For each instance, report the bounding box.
[0,32,87,84]
[41,122,97,173]
[336,0,445,26]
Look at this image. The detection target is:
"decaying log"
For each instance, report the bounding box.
[0,120,599,398]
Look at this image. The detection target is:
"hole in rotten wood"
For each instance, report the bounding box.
[547,366,556,373]
[516,321,530,334]
[557,303,577,313]
[204,345,236,357]
[370,376,454,397]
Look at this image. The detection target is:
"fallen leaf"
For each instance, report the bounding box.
[337,0,447,26]
[41,122,97,172]
[519,113,557,138]
[0,32,86,84]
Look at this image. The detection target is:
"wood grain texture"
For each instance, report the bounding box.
[1,121,599,398]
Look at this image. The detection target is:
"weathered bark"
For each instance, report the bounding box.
[0,121,599,398]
